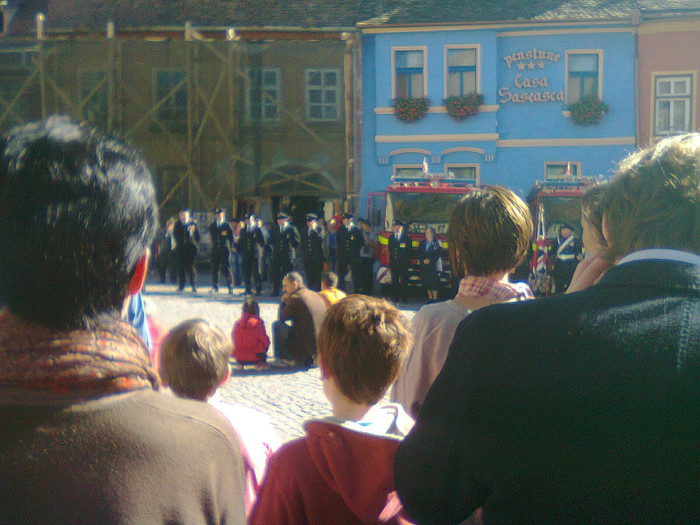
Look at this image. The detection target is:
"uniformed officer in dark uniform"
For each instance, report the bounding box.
[240,213,265,295]
[335,212,350,291]
[302,213,324,291]
[345,214,364,293]
[550,223,583,294]
[209,208,234,294]
[388,219,411,302]
[270,211,300,296]
[174,209,200,293]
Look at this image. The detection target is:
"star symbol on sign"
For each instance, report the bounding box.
[517,62,526,70]
[538,61,546,69]
[527,62,536,70]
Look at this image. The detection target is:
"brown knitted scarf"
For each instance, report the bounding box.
[0,310,160,403]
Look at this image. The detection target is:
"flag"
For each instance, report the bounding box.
[422,157,429,176]
[564,162,571,178]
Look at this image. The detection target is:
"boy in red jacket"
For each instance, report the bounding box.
[232,297,270,369]
[249,295,415,524]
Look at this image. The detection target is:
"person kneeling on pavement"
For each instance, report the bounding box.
[250,295,416,524]
[272,272,327,369]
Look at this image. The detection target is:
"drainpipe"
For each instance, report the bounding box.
[631,8,641,149]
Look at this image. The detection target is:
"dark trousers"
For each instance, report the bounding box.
[272,320,290,360]
[304,260,322,291]
[271,255,292,295]
[243,256,261,294]
[391,264,409,302]
[357,257,374,295]
[336,256,349,291]
[231,251,242,286]
[177,247,197,291]
[158,249,176,283]
[211,248,232,290]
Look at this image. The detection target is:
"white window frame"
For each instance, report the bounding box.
[245,66,281,122]
[391,46,428,99]
[152,69,188,125]
[305,67,341,122]
[393,164,424,179]
[544,161,581,181]
[444,45,480,98]
[444,164,480,184]
[565,50,603,104]
[653,73,694,137]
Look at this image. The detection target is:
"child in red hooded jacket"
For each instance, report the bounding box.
[232,297,270,369]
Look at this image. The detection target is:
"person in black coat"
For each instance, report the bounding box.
[388,219,411,303]
[270,212,300,296]
[209,208,234,294]
[549,223,583,293]
[240,213,264,295]
[302,213,324,291]
[417,227,443,302]
[394,133,700,525]
[174,209,200,292]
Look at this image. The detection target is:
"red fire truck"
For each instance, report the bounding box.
[366,175,477,293]
[526,176,599,295]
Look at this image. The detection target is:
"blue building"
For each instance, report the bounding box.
[358,2,640,215]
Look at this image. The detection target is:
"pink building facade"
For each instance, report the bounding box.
[638,15,700,147]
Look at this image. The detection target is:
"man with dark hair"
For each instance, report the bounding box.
[395,134,700,524]
[550,222,583,293]
[357,218,377,295]
[270,211,300,296]
[174,208,200,292]
[240,213,264,296]
[388,219,411,303]
[0,117,246,524]
[302,213,324,291]
[209,207,234,294]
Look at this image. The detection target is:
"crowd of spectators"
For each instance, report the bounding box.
[0,116,697,524]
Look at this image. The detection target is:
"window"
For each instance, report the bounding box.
[566,52,600,104]
[394,49,425,98]
[446,165,478,183]
[545,162,580,181]
[446,47,477,97]
[654,75,692,136]
[154,70,187,127]
[305,68,340,121]
[394,166,423,179]
[78,70,109,127]
[246,67,280,121]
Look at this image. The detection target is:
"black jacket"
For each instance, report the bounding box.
[395,258,700,524]
[209,220,234,251]
[272,223,300,263]
[388,228,411,271]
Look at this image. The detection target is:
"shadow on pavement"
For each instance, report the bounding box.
[229,365,318,377]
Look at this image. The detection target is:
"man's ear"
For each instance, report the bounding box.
[127,250,150,296]
[318,354,331,380]
[220,366,231,388]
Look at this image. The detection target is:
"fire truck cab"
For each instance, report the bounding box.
[526,175,599,295]
[367,175,476,293]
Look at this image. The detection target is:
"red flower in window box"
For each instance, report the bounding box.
[393,96,430,123]
[443,93,483,121]
[568,96,608,126]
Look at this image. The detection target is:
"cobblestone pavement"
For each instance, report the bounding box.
[143,271,419,442]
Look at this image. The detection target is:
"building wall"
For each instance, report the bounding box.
[360,22,637,215]
[0,34,351,220]
[638,17,700,146]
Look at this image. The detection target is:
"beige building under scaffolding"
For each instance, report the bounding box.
[0,0,385,223]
